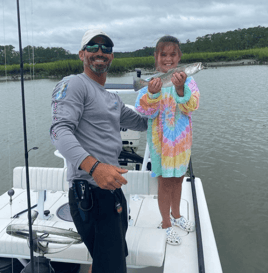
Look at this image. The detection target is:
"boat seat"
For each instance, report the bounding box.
[126,226,166,267]
[122,170,158,195]
[13,167,69,192]
[13,167,158,195]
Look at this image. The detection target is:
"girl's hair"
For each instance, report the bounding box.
[155,35,183,57]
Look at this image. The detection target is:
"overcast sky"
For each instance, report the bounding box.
[1,0,268,54]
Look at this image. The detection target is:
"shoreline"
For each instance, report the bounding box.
[0,59,267,82]
[0,74,60,82]
[203,59,267,67]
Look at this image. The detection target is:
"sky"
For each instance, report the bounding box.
[1,0,268,54]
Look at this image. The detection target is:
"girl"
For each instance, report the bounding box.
[135,36,200,245]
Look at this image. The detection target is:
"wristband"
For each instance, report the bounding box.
[89,160,100,176]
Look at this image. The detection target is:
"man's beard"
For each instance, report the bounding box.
[87,55,112,75]
[90,62,112,74]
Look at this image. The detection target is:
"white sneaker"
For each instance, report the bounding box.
[158,223,182,245]
[170,215,195,232]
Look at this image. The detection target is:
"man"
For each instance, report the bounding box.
[50,29,148,273]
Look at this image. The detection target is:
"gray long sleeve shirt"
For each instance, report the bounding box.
[50,73,148,187]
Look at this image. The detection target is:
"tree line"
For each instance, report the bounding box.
[0,45,79,65]
[114,26,268,58]
[1,26,268,66]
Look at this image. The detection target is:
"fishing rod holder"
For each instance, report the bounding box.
[37,190,52,220]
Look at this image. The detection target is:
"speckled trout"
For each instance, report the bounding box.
[133,62,204,91]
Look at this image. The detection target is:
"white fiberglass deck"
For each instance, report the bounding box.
[0,167,222,273]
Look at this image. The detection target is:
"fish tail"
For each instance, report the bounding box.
[133,77,148,91]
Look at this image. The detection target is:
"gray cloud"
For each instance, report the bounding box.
[1,0,268,54]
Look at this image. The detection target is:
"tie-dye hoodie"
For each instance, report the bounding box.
[135,76,200,177]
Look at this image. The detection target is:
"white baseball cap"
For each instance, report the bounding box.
[80,29,114,50]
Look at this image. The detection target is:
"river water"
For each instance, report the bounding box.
[0,65,268,273]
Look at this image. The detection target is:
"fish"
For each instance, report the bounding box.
[133,62,204,91]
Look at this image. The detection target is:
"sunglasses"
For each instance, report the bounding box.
[84,43,113,54]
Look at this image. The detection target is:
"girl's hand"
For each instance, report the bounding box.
[172,72,187,96]
[148,78,162,94]
[172,72,187,88]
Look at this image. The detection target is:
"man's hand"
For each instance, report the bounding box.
[80,156,128,190]
[92,163,128,190]
[148,78,162,94]
[172,72,187,96]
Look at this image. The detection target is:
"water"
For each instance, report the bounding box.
[0,66,268,273]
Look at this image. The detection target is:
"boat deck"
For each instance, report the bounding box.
[0,167,222,273]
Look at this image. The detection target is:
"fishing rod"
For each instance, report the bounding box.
[16,0,35,272]
[188,157,205,273]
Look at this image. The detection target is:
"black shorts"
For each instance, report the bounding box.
[69,185,128,273]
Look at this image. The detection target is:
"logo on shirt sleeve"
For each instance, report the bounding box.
[114,102,118,110]
[53,75,74,100]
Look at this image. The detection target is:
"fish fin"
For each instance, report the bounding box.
[133,77,149,91]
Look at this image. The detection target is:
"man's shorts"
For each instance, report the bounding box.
[69,185,128,273]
